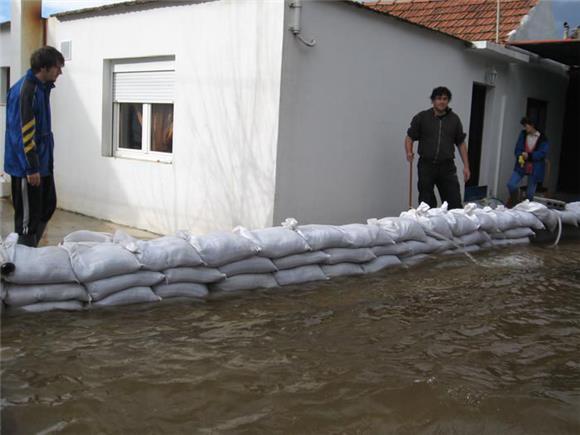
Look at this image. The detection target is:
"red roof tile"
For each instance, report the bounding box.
[359,0,539,43]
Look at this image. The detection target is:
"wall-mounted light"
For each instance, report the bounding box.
[485,67,498,87]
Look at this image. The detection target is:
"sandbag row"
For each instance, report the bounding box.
[1,200,577,313]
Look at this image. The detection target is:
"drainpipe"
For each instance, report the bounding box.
[495,0,500,43]
[289,0,316,47]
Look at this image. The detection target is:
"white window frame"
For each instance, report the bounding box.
[110,57,175,163]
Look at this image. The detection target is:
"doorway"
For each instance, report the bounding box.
[466,83,487,187]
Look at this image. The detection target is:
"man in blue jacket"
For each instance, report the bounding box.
[507,116,549,205]
[4,46,64,246]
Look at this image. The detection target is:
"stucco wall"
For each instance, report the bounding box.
[46,0,284,235]
[274,1,568,225]
[0,22,11,172]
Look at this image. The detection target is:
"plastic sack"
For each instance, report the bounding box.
[367,217,427,242]
[188,231,261,267]
[339,224,394,248]
[458,231,490,246]
[63,230,112,244]
[512,200,558,231]
[5,283,89,307]
[219,257,278,277]
[210,274,279,292]
[235,226,311,258]
[401,254,431,266]
[13,300,84,313]
[492,227,534,239]
[361,255,402,274]
[85,271,165,301]
[163,267,225,284]
[323,248,376,264]
[371,242,413,257]
[296,225,351,250]
[274,265,328,286]
[273,251,330,270]
[92,286,160,307]
[321,263,365,278]
[153,283,208,299]
[491,237,531,247]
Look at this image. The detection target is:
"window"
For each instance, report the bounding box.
[111,57,175,161]
[0,67,9,105]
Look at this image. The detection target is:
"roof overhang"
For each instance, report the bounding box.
[508,39,580,67]
[470,41,530,63]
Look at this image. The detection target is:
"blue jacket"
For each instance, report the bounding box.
[4,69,55,177]
[513,130,549,182]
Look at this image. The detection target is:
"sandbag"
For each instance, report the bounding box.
[446,210,480,236]
[371,242,413,257]
[92,286,160,307]
[4,244,77,285]
[492,227,534,239]
[361,255,402,274]
[554,210,579,227]
[62,242,141,282]
[85,271,165,301]
[367,217,427,242]
[321,263,365,278]
[442,244,482,255]
[235,226,311,258]
[188,231,260,266]
[458,231,490,246]
[164,267,225,284]
[274,265,328,286]
[5,283,89,307]
[509,210,545,230]
[404,238,447,256]
[489,207,521,232]
[114,231,205,270]
[153,283,208,299]
[323,248,376,264]
[400,205,453,240]
[210,274,279,292]
[63,230,113,243]
[513,200,558,231]
[339,224,394,248]
[273,251,330,270]
[472,207,499,233]
[13,300,84,313]
[219,257,277,277]
[401,254,430,266]
[492,237,531,247]
[296,225,351,250]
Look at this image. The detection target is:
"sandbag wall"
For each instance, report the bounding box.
[1,200,579,313]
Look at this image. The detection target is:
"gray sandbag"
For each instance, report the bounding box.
[12,300,85,313]
[401,254,431,266]
[273,251,331,270]
[85,271,165,301]
[296,225,351,250]
[114,231,205,270]
[5,283,89,307]
[458,231,490,246]
[321,263,365,278]
[164,267,225,284]
[153,283,208,299]
[323,248,376,264]
[372,242,413,257]
[62,242,141,282]
[5,244,77,285]
[361,255,402,274]
[274,265,328,286]
[442,244,482,255]
[92,286,160,307]
[491,237,530,247]
[210,274,279,292]
[188,231,260,267]
[403,238,447,257]
[63,230,112,243]
[235,226,311,258]
[491,227,534,239]
[339,223,395,248]
[472,208,499,233]
[367,217,428,242]
[509,210,545,230]
[553,210,579,227]
[219,257,277,277]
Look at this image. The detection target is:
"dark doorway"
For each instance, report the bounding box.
[558,67,580,193]
[466,83,487,187]
[526,98,548,133]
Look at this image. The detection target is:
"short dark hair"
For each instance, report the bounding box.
[30,46,65,73]
[520,116,538,130]
[430,86,452,101]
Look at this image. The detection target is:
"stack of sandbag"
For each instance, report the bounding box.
[61,234,160,308]
[114,231,209,300]
[2,233,88,312]
[563,202,580,226]
[484,205,542,247]
[439,204,490,255]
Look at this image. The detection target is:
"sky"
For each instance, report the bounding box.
[0,0,579,27]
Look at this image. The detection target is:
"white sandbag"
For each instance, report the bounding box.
[296,225,351,250]
[274,265,329,286]
[489,207,521,231]
[321,263,365,278]
[5,283,89,307]
[339,224,394,248]
[62,242,141,282]
[446,209,480,236]
[492,237,531,247]
[513,200,558,231]
[472,207,499,233]
[188,231,260,267]
[85,271,165,301]
[153,283,208,299]
[458,231,490,246]
[509,210,545,230]
[553,210,579,227]
[210,273,279,292]
[273,251,330,270]
[92,286,160,307]
[371,242,413,257]
[361,255,402,274]
[400,204,453,240]
[13,300,84,313]
[491,227,534,239]
[164,267,225,284]
[114,231,205,270]
[4,243,77,285]
[63,230,112,243]
[442,244,482,255]
[367,217,427,242]
[401,254,430,266]
[219,257,277,277]
[234,226,311,258]
[404,238,447,256]
[323,248,376,264]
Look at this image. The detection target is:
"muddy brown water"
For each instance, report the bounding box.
[2,243,580,434]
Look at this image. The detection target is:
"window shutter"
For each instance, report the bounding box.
[112,58,175,104]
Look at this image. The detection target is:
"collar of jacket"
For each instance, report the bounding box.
[431,107,452,118]
[25,69,56,90]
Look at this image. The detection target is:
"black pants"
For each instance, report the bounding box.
[10,175,57,247]
[417,158,462,210]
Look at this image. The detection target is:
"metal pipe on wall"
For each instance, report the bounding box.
[289,0,316,47]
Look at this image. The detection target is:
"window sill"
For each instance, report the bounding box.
[113,150,173,164]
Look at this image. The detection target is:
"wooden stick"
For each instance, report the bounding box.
[408,160,413,209]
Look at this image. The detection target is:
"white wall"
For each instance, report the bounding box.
[0,22,10,172]
[46,0,284,235]
[274,1,568,225]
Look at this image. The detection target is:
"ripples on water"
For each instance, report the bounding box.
[2,243,580,434]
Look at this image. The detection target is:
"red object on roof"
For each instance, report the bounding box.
[360,0,540,43]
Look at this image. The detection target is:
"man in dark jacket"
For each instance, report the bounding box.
[4,46,64,246]
[405,86,470,209]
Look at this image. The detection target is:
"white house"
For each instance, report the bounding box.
[1,0,574,235]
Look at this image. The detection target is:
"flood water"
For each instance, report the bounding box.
[2,242,580,434]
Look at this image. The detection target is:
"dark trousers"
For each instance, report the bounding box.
[10,175,57,247]
[417,158,462,210]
